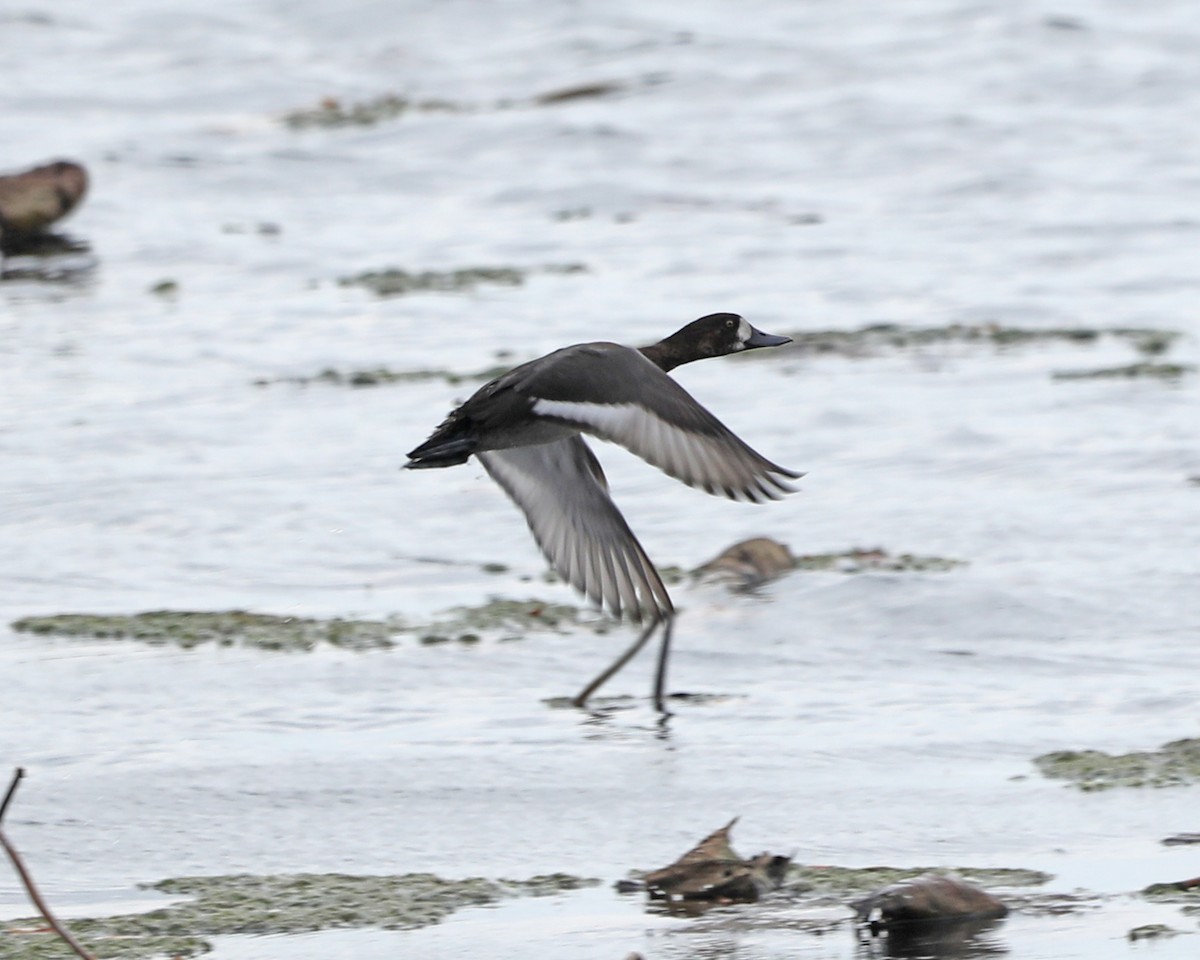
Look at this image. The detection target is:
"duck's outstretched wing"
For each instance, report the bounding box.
[522,346,802,503]
[478,437,673,624]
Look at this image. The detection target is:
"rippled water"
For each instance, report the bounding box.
[3,0,1199,957]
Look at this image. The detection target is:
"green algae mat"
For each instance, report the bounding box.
[1034,738,1200,791]
[0,872,596,960]
[10,600,599,653]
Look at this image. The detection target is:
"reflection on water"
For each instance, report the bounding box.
[856,917,1009,959]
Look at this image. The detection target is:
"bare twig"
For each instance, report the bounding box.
[0,768,98,960]
[0,766,23,821]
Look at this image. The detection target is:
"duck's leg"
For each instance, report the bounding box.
[573,614,665,709]
[651,612,675,713]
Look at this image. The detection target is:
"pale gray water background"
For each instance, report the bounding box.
[2,0,1200,957]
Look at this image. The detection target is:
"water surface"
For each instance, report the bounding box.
[2,0,1199,957]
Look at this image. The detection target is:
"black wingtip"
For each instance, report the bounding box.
[404,453,472,469]
[405,436,477,469]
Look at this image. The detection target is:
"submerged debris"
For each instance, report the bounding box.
[10,599,600,653]
[694,538,966,587]
[0,871,598,959]
[337,262,584,297]
[637,819,791,906]
[1034,738,1200,791]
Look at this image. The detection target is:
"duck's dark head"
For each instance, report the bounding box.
[641,313,791,371]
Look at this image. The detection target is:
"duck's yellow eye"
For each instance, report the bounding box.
[726,319,734,328]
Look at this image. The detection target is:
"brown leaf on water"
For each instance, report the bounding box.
[641,818,791,903]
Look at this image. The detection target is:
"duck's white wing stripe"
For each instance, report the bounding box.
[478,438,673,624]
[531,399,801,503]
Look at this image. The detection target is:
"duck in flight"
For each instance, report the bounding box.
[405,312,801,711]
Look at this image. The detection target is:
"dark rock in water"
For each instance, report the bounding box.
[0,160,88,248]
[853,872,1008,926]
[694,538,966,586]
[694,537,796,586]
[1128,923,1183,941]
[639,818,791,905]
[854,873,1008,953]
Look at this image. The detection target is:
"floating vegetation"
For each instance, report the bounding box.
[283,94,464,129]
[283,80,632,129]
[1033,738,1200,791]
[340,265,522,297]
[1051,361,1194,381]
[0,872,598,959]
[337,262,584,298]
[1141,877,1200,917]
[793,548,965,574]
[694,539,966,587]
[418,597,599,644]
[781,865,1050,900]
[768,323,1180,359]
[1128,923,1186,940]
[253,363,511,388]
[10,599,601,653]
[148,279,178,296]
[532,80,625,105]
[10,610,406,652]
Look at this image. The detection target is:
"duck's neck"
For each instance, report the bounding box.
[638,335,691,373]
